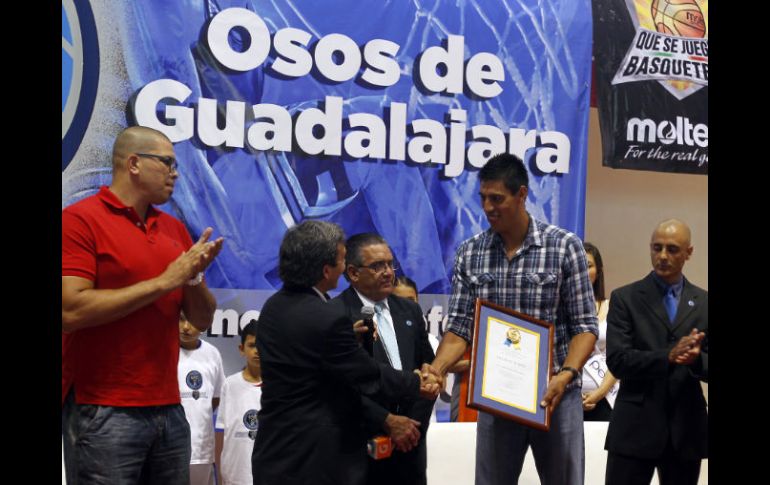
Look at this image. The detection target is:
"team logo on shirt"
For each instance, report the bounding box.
[186,370,203,399]
[243,409,259,439]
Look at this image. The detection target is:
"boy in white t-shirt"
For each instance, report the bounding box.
[178,312,226,485]
[215,321,262,485]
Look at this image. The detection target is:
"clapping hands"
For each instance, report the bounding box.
[668,328,705,365]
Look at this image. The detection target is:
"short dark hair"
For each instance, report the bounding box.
[344,233,387,281]
[112,126,172,166]
[583,241,605,301]
[279,220,345,289]
[479,153,529,195]
[395,275,418,294]
[241,320,258,345]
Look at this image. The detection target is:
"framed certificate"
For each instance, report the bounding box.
[467,299,555,430]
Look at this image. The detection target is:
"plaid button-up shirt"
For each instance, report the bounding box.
[446,216,598,384]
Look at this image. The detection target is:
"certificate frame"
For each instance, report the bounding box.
[467,299,554,430]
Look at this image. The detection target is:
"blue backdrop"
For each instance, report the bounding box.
[63,0,593,296]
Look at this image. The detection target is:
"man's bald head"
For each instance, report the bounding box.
[649,218,693,284]
[108,126,178,208]
[112,126,171,168]
[651,219,691,247]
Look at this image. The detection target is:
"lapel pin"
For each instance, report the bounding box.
[406,320,413,327]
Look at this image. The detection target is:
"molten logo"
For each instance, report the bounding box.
[626,116,707,148]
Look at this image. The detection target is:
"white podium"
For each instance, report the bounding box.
[426,422,707,484]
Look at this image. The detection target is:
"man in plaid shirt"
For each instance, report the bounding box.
[430,153,598,485]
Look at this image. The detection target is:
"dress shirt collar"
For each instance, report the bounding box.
[311,286,329,301]
[484,213,542,254]
[650,271,684,296]
[354,288,389,312]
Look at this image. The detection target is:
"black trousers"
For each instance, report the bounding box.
[366,438,426,485]
[583,397,613,421]
[606,447,702,485]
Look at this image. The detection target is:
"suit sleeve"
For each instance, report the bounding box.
[360,300,436,434]
[323,312,420,403]
[360,396,391,435]
[606,290,672,380]
[688,337,707,382]
[688,310,708,382]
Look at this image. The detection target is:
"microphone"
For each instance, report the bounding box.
[360,305,376,355]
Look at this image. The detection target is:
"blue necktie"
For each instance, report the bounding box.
[374,302,402,370]
[664,287,678,324]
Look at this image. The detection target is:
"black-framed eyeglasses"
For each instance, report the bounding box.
[136,153,178,172]
[358,260,398,274]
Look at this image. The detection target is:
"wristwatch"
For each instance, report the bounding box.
[186,272,204,286]
[557,365,580,382]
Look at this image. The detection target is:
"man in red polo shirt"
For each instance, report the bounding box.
[62,126,224,484]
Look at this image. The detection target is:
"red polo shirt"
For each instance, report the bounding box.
[62,186,193,406]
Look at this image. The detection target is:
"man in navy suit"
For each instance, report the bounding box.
[335,233,436,485]
[252,222,440,485]
[605,219,708,485]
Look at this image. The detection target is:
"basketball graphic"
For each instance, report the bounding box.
[651,0,706,38]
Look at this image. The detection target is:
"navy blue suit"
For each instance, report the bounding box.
[335,287,435,485]
[605,274,708,485]
[252,287,421,485]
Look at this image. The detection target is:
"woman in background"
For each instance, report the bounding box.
[392,275,420,303]
[581,242,620,421]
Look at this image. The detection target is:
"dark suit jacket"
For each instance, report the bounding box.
[605,273,708,460]
[335,287,436,484]
[252,287,421,485]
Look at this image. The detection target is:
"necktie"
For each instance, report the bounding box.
[374,302,402,370]
[664,287,678,324]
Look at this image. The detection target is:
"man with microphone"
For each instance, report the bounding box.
[335,233,436,485]
[252,222,440,485]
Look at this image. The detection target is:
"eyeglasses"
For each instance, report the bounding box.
[136,153,178,173]
[358,260,398,274]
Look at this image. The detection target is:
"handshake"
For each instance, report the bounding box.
[415,364,445,400]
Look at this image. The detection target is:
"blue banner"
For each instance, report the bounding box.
[63,0,593,296]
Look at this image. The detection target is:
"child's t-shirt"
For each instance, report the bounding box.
[215,371,263,485]
[178,339,225,464]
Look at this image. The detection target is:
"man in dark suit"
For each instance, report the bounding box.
[605,219,708,485]
[335,233,436,485]
[252,221,440,485]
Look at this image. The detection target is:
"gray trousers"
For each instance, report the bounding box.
[475,388,584,485]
